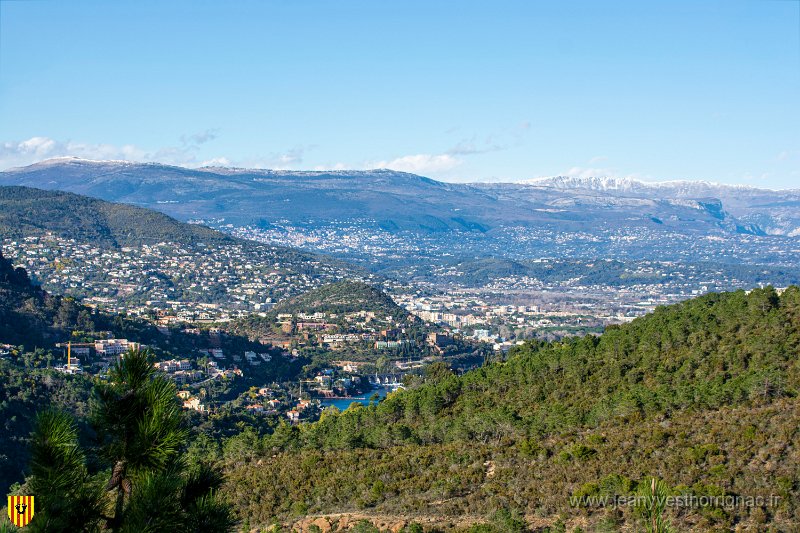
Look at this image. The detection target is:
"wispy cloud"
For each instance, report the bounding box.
[180,129,219,147]
[0,137,148,169]
[776,150,799,162]
[0,134,315,171]
[372,153,461,174]
[445,120,530,157]
[273,146,306,167]
[233,145,315,170]
[446,136,506,156]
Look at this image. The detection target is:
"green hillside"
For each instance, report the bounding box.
[0,253,304,498]
[0,185,232,248]
[270,281,408,318]
[231,281,413,340]
[220,287,800,531]
[0,186,366,312]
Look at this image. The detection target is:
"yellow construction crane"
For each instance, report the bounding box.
[55,341,95,370]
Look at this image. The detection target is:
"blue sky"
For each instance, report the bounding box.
[1,0,798,187]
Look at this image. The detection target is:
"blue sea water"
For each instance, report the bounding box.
[319,386,389,411]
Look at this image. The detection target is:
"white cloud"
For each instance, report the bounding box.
[17,137,57,155]
[224,145,318,170]
[372,153,461,174]
[198,157,232,167]
[445,121,531,158]
[272,146,306,168]
[0,135,315,172]
[0,137,154,169]
[447,137,506,156]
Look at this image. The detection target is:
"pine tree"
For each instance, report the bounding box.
[25,348,236,532]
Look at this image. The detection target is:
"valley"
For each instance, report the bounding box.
[3,2,798,530]
[0,165,798,532]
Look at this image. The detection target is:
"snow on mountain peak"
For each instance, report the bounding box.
[521,175,767,194]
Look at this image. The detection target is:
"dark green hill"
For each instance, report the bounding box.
[268,285,800,445]
[0,185,232,248]
[222,286,800,530]
[0,360,94,499]
[270,281,407,318]
[230,281,412,341]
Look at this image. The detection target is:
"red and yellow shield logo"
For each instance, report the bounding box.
[7,496,34,528]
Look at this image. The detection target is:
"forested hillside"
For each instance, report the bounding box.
[0,254,303,498]
[0,186,232,248]
[269,281,408,318]
[4,244,799,530]
[0,362,94,498]
[231,281,413,340]
[220,287,800,531]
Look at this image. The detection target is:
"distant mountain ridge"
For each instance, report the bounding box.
[3,158,798,238]
[4,156,800,246]
[523,175,774,193]
[511,175,800,237]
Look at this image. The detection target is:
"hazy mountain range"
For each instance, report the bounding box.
[3,157,799,237]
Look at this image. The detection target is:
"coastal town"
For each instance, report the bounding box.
[2,228,795,428]
[1,233,361,320]
[4,229,783,345]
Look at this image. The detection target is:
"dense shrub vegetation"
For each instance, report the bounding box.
[3,242,799,529]
[219,286,800,530]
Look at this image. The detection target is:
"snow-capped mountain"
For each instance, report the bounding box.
[512,175,800,236]
[1,158,799,237]
[522,175,780,196]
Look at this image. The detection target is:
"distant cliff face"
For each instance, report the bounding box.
[3,158,799,236]
[510,175,800,236]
